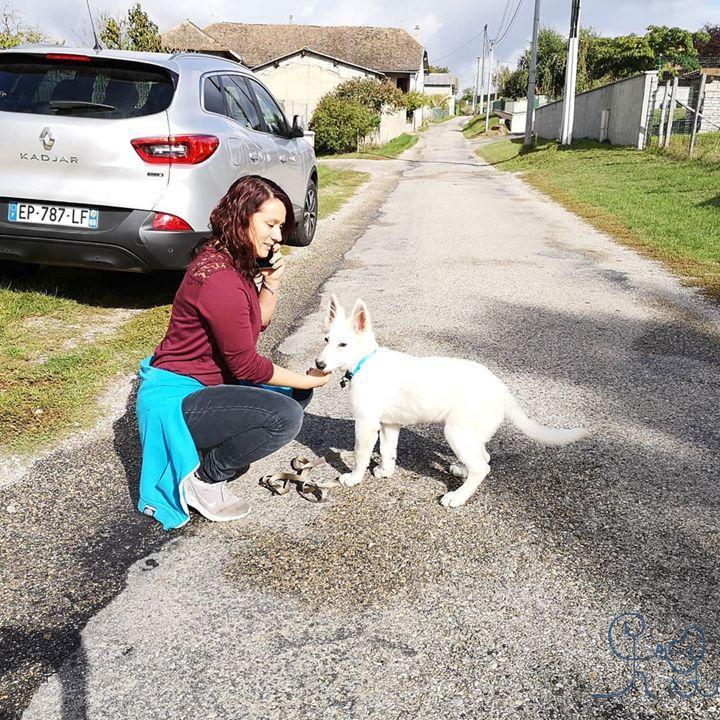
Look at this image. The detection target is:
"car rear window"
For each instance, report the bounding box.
[0,53,177,119]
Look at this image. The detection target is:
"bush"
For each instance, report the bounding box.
[404,90,427,113]
[310,95,379,155]
[332,78,405,113]
[425,93,449,111]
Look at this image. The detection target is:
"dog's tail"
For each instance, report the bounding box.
[504,392,589,446]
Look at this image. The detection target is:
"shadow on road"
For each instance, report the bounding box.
[0,386,190,720]
[432,297,720,645]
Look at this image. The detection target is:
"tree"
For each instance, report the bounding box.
[586,34,655,81]
[460,86,474,104]
[493,65,511,96]
[428,65,449,73]
[505,23,707,101]
[694,23,720,59]
[0,2,49,49]
[99,3,161,52]
[515,27,566,99]
[645,25,704,74]
[499,68,529,99]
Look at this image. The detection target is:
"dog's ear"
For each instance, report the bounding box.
[324,294,344,330]
[350,299,372,335]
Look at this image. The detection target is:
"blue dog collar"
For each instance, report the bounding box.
[341,349,378,388]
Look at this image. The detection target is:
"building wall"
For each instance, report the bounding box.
[700,78,720,132]
[361,107,409,147]
[256,54,380,123]
[533,72,658,149]
[424,84,455,114]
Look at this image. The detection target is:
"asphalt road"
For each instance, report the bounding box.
[7,118,720,719]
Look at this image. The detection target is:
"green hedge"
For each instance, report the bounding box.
[310,96,379,155]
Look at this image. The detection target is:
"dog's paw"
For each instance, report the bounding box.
[338,473,362,488]
[372,465,395,479]
[449,462,468,479]
[440,490,469,508]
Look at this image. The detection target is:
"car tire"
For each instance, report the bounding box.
[289,180,318,247]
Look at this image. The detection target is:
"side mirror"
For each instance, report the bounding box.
[290,114,305,138]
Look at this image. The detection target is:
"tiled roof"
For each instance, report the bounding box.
[161,20,235,56]
[163,21,426,73]
[425,73,459,88]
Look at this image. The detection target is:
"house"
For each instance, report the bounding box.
[423,72,459,115]
[161,21,428,125]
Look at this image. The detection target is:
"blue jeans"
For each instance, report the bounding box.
[181,384,312,484]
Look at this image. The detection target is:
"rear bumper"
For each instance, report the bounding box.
[0,201,206,271]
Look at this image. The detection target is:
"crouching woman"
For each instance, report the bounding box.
[136,176,330,529]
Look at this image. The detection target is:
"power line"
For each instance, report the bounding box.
[494,0,513,44]
[431,28,488,62]
[493,0,528,46]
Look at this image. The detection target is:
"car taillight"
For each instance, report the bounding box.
[46,53,90,62]
[152,213,193,231]
[131,135,219,165]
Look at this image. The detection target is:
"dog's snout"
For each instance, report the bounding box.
[315,359,326,371]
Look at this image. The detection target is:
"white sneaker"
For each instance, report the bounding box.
[184,471,251,522]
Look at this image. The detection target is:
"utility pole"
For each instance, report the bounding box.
[478,25,487,117]
[472,55,481,113]
[484,40,494,132]
[523,0,542,146]
[559,0,581,145]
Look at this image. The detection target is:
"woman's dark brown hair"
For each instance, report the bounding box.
[195,175,295,278]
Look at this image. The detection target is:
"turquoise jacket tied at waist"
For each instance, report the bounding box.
[136,356,202,530]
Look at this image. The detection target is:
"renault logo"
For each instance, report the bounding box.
[39,127,55,151]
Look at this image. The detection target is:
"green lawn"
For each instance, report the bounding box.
[317,164,370,218]
[0,276,173,453]
[325,132,418,160]
[0,166,370,454]
[429,113,456,124]
[462,113,506,140]
[478,138,720,297]
[648,130,720,164]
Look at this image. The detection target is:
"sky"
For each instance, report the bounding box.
[12,0,720,90]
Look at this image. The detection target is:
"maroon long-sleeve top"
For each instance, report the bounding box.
[151,245,274,386]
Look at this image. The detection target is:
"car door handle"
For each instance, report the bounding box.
[249,151,262,164]
[279,153,296,163]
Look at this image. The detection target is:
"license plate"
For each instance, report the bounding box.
[8,202,99,229]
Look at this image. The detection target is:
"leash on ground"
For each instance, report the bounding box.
[259,452,344,503]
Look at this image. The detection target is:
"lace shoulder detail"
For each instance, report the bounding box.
[186,246,235,286]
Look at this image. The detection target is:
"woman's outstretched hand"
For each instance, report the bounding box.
[305,367,332,388]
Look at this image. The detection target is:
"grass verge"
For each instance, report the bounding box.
[324,132,418,160]
[317,164,370,218]
[647,130,720,164]
[0,275,174,453]
[463,113,507,140]
[477,138,720,298]
[0,167,371,455]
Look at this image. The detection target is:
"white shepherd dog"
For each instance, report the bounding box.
[315,295,589,508]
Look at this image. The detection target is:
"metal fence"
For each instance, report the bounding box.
[645,71,720,160]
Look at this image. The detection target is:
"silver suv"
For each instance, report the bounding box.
[0,47,318,272]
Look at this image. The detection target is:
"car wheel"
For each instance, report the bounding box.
[289,180,318,246]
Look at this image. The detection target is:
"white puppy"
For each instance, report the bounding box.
[315,295,589,508]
